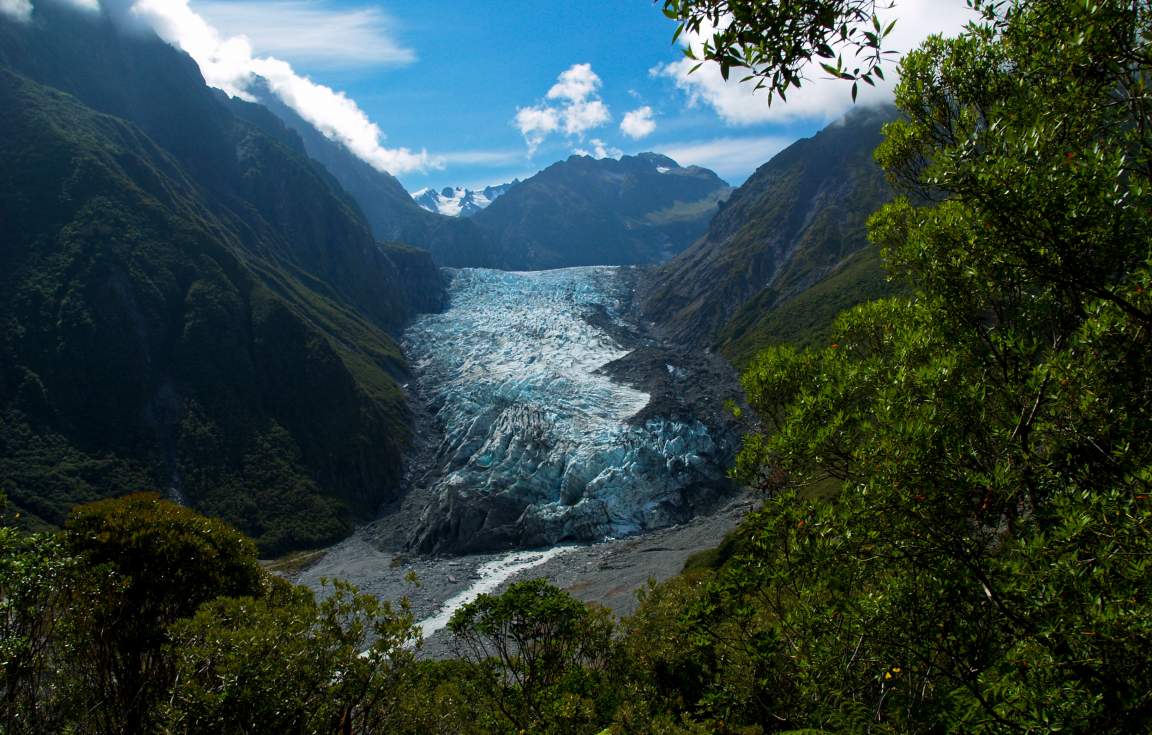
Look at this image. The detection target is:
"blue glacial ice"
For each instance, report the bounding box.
[403,267,730,553]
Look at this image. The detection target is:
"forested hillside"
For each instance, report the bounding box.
[0,4,442,553]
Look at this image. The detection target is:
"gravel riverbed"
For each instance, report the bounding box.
[292,494,752,658]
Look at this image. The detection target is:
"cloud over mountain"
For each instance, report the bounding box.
[620,106,656,139]
[36,0,437,175]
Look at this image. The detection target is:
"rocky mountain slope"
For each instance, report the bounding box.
[639,106,898,357]
[0,3,443,553]
[468,153,731,270]
[245,84,494,267]
[412,182,517,217]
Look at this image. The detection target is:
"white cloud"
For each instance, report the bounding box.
[547,62,600,103]
[0,0,32,21]
[562,99,610,136]
[194,1,414,68]
[620,106,656,139]
[514,105,559,155]
[250,57,437,173]
[514,63,612,154]
[438,149,525,166]
[659,135,793,181]
[654,0,975,126]
[120,0,434,174]
[572,138,622,160]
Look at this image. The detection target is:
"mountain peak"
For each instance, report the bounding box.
[412,181,516,217]
[633,152,680,169]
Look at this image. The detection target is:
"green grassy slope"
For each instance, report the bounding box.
[718,247,899,367]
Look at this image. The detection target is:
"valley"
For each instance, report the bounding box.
[295,265,747,642]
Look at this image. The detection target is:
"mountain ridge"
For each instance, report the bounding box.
[467,152,731,270]
[639,106,898,353]
[0,5,444,553]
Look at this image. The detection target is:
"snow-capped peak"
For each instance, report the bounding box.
[411,181,518,217]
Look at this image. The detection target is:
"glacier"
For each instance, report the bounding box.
[403,267,732,554]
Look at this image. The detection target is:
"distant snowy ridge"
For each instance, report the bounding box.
[411,181,518,217]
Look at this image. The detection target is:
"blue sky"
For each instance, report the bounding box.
[140,0,975,193]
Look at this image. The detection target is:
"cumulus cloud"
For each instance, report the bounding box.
[572,138,622,160]
[0,0,33,21]
[653,0,975,126]
[547,63,601,103]
[561,98,609,136]
[92,0,436,174]
[514,105,559,155]
[515,63,612,155]
[620,106,656,139]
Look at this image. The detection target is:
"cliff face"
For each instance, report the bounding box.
[639,107,898,352]
[0,5,443,554]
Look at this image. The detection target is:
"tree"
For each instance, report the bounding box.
[62,492,265,733]
[661,0,902,103]
[718,0,1152,731]
[0,496,78,734]
[164,578,419,734]
[448,579,618,735]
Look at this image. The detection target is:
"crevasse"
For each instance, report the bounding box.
[403,267,722,552]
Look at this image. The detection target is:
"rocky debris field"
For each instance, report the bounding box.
[293,494,753,658]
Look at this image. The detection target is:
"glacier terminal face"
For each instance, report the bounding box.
[403,267,733,553]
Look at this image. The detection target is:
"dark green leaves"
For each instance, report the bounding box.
[662,0,900,104]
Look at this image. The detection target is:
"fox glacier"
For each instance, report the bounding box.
[402,267,738,554]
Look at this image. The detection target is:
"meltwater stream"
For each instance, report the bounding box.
[403,267,728,554]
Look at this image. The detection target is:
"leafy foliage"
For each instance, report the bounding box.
[704,0,1152,731]
[449,579,619,735]
[662,0,899,103]
[0,495,426,734]
[0,498,78,734]
[165,579,418,734]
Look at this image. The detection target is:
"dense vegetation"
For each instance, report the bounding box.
[3,0,1151,733]
[0,5,444,554]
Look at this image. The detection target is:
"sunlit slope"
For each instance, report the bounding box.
[640,106,897,352]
